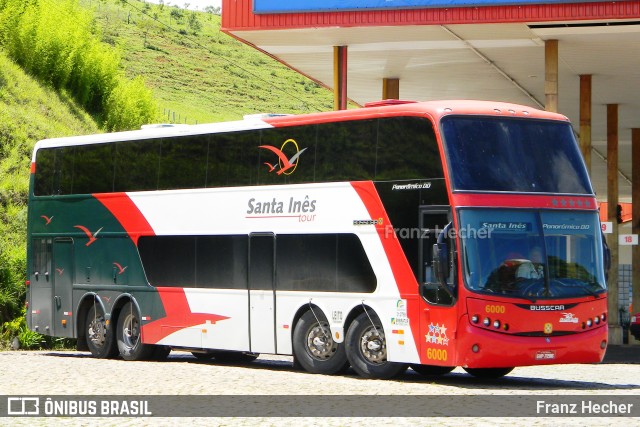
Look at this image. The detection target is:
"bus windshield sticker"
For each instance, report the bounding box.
[480,222,532,232]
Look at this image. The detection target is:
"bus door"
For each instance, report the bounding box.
[52,238,74,338]
[418,207,451,290]
[30,238,53,335]
[418,207,457,364]
[248,233,276,354]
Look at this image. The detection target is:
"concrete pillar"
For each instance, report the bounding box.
[607,104,622,344]
[632,128,640,336]
[333,46,348,111]
[545,40,558,113]
[382,78,400,100]
[579,75,592,173]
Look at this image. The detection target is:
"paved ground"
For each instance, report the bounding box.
[602,344,640,364]
[1,348,639,426]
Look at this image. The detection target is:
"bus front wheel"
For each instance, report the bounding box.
[85,304,118,359]
[116,302,155,361]
[292,310,349,375]
[463,367,514,378]
[345,312,407,379]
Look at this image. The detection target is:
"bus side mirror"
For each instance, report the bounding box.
[432,242,450,284]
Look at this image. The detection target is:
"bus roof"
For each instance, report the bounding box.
[32,99,569,161]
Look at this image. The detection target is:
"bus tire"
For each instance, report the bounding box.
[292,310,349,375]
[410,364,454,376]
[85,304,118,359]
[345,312,408,379]
[116,302,154,361]
[463,367,514,379]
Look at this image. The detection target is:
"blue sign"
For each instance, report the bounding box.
[254,0,601,14]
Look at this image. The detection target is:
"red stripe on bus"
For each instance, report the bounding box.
[141,288,230,344]
[350,181,421,351]
[93,193,156,245]
[31,162,36,174]
[452,193,597,210]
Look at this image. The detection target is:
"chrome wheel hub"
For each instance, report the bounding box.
[307,322,337,360]
[360,327,387,364]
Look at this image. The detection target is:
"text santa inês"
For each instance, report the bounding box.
[247,195,317,215]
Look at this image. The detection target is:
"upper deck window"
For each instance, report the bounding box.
[33,116,442,196]
[441,116,592,194]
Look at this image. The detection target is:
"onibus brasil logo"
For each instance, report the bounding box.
[259,139,307,175]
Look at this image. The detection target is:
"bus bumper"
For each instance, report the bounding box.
[456,318,608,368]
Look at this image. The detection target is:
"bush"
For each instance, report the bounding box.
[105,76,158,131]
[1,309,75,350]
[0,0,158,130]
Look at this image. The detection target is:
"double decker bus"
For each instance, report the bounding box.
[26,100,608,379]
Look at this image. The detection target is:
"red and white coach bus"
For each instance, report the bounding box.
[26,100,608,379]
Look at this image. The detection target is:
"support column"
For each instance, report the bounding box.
[545,39,558,113]
[607,104,622,344]
[579,75,592,172]
[382,78,400,100]
[333,46,348,111]
[632,128,640,338]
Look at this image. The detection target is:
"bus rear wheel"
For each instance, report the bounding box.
[116,302,155,361]
[293,310,349,375]
[463,367,514,379]
[345,312,407,379]
[411,364,455,376]
[85,304,117,359]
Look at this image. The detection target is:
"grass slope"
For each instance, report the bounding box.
[0,50,100,326]
[89,0,335,124]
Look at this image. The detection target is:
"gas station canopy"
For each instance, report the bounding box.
[222,1,640,202]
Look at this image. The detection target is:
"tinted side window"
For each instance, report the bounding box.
[159,136,208,190]
[138,235,248,289]
[138,236,195,287]
[114,139,160,192]
[196,236,247,289]
[57,147,75,195]
[376,117,442,180]
[207,132,260,187]
[73,144,115,194]
[34,148,56,196]
[276,234,376,293]
[315,120,377,181]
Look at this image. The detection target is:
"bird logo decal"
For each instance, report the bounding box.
[56,268,64,276]
[74,225,103,247]
[113,262,128,275]
[41,215,53,225]
[259,138,307,176]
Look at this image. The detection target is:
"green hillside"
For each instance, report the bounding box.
[0,51,100,340]
[89,0,334,123]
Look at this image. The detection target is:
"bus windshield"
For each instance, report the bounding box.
[440,116,592,194]
[459,209,606,300]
